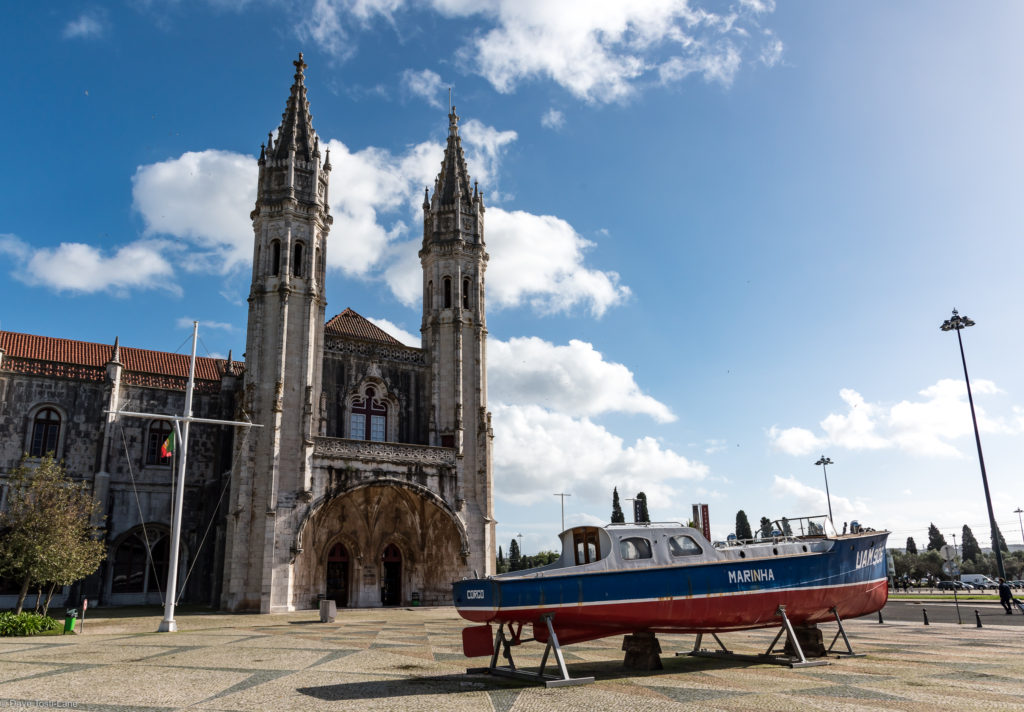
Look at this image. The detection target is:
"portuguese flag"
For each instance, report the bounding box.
[160,430,176,459]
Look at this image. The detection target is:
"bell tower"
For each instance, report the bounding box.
[420,107,495,576]
[223,53,332,612]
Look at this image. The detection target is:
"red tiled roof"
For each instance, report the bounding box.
[0,331,243,389]
[325,308,404,345]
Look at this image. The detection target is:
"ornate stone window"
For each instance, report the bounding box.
[270,240,281,276]
[349,386,388,442]
[443,277,452,308]
[462,277,471,309]
[293,242,304,277]
[427,280,433,309]
[145,420,173,466]
[28,406,62,457]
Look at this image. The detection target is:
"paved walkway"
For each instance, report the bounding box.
[1,606,1022,711]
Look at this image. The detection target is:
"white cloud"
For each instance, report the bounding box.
[541,108,565,129]
[63,12,106,39]
[132,150,257,273]
[490,336,674,422]
[770,474,868,525]
[41,117,626,317]
[767,426,824,456]
[175,317,235,332]
[0,234,177,296]
[289,1,780,103]
[366,317,420,347]
[401,68,446,108]
[457,1,779,103]
[492,404,706,507]
[486,208,631,316]
[769,380,1019,458]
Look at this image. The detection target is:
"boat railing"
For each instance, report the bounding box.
[713,514,838,548]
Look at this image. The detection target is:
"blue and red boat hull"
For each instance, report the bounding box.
[454,531,888,646]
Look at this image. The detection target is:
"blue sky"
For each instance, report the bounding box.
[3,1,1024,557]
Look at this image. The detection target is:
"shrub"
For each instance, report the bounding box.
[0,611,61,636]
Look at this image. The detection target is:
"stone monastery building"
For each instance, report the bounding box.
[0,55,496,612]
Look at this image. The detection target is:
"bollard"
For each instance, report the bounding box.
[922,608,929,626]
[878,610,884,624]
[975,610,982,628]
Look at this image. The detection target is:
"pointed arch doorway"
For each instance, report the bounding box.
[381,544,402,606]
[326,543,349,607]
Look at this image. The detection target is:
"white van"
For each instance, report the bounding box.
[961,574,998,589]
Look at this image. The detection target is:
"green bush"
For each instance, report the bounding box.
[0,611,61,636]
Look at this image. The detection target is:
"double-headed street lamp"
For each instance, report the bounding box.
[815,455,834,527]
[940,309,1005,580]
[1015,507,1023,547]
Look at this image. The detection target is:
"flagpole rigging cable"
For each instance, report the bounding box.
[117,424,166,607]
[105,321,261,633]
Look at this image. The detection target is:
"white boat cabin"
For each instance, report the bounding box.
[495,521,837,579]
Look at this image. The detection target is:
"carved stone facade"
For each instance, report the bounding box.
[0,335,240,608]
[219,55,494,613]
[0,54,495,612]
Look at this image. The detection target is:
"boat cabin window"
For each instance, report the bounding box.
[572,527,601,565]
[619,537,653,560]
[668,535,703,557]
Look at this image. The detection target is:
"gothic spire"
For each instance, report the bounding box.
[433,106,474,207]
[271,52,317,161]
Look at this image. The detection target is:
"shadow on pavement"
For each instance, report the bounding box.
[296,655,752,700]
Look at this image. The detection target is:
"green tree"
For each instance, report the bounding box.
[496,545,506,574]
[780,517,793,536]
[611,487,625,524]
[961,525,982,562]
[926,523,946,552]
[0,456,106,615]
[758,517,773,539]
[991,522,1009,553]
[508,539,521,571]
[905,537,918,555]
[635,492,650,523]
[735,510,753,540]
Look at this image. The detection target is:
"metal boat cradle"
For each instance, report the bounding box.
[453,517,888,686]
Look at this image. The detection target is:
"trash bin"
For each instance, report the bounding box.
[63,609,78,634]
[411,592,420,607]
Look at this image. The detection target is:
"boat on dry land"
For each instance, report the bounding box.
[453,516,889,686]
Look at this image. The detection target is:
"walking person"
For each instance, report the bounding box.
[998,578,1013,614]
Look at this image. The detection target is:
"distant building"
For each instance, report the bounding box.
[0,54,495,611]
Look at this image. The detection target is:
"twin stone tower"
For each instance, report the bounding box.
[221,54,495,611]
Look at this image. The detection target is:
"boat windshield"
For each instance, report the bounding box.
[572,527,602,564]
[619,537,652,560]
[668,535,703,557]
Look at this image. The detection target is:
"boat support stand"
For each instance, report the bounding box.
[467,614,595,687]
[682,605,831,668]
[826,606,863,657]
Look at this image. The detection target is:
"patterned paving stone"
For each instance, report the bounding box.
[2,609,1023,711]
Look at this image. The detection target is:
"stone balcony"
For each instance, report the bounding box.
[313,436,457,466]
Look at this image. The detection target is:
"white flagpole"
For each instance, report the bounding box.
[157,322,198,633]
[105,321,261,633]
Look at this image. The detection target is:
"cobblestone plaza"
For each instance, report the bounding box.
[2,606,1022,711]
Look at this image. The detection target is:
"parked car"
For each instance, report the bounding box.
[937,580,968,590]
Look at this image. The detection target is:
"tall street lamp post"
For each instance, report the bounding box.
[814,455,834,527]
[940,309,1005,580]
[1015,507,1024,546]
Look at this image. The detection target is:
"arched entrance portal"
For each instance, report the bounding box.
[294,482,470,608]
[381,544,402,606]
[326,543,349,607]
